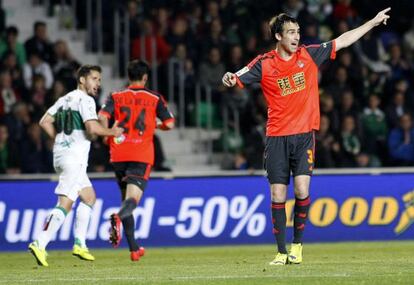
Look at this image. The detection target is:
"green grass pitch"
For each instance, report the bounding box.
[0,241,413,284]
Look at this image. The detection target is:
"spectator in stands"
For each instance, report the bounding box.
[4,102,31,144]
[156,7,170,35]
[232,151,249,170]
[339,89,360,130]
[385,91,411,129]
[30,74,48,120]
[226,44,244,72]
[19,122,53,173]
[332,0,357,24]
[0,123,20,174]
[1,51,25,93]
[403,19,414,61]
[0,26,26,66]
[320,93,340,134]
[127,0,143,39]
[46,78,66,107]
[353,30,390,74]
[326,66,352,103]
[338,115,361,167]
[24,21,54,64]
[51,40,80,88]
[393,79,414,110]
[0,69,20,117]
[198,46,226,99]
[23,52,53,89]
[388,113,414,165]
[387,42,412,83]
[257,20,273,53]
[204,0,220,25]
[202,18,227,57]
[315,114,339,168]
[361,94,388,155]
[355,152,381,168]
[166,16,196,59]
[131,18,171,65]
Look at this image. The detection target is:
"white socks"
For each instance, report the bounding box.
[37,207,67,249]
[74,202,93,248]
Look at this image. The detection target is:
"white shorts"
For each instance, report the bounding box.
[54,162,92,202]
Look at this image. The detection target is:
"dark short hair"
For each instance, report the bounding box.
[127,60,149,81]
[269,13,298,42]
[6,26,18,36]
[34,21,46,32]
[76,65,102,83]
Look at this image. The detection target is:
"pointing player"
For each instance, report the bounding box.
[28,65,124,266]
[222,8,391,265]
[98,60,174,261]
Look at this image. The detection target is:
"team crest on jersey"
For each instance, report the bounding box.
[235,66,249,77]
[297,60,304,68]
[322,42,327,48]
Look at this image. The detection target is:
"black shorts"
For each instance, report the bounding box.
[264,131,315,185]
[112,162,152,195]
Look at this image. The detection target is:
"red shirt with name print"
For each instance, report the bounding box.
[236,41,336,136]
[99,85,174,164]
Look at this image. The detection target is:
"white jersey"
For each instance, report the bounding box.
[47,89,98,165]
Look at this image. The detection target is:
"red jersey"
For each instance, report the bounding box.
[236,41,336,136]
[98,85,174,164]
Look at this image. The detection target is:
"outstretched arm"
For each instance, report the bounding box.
[335,7,391,52]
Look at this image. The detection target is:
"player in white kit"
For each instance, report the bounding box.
[28,65,123,267]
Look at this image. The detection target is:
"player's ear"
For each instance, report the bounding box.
[275,33,282,41]
[143,74,148,83]
[80,76,85,85]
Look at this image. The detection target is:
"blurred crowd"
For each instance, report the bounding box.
[1,0,414,174]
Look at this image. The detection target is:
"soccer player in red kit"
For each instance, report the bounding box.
[222,8,391,265]
[98,60,174,261]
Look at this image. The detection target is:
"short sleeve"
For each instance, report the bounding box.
[235,55,263,87]
[79,96,98,122]
[47,100,59,116]
[98,93,115,119]
[156,95,174,122]
[305,40,336,67]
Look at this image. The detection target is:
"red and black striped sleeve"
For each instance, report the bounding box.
[98,93,115,119]
[305,40,336,67]
[235,55,263,88]
[156,94,174,124]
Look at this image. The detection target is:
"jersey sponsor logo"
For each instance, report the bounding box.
[297,60,304,68]
[277,72,306,96]
[235,66,249,77]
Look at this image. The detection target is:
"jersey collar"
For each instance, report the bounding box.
[128,84,145,90]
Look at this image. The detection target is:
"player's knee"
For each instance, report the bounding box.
[79,189,96,205]
[294,186,309,199]
[85,192,96,205]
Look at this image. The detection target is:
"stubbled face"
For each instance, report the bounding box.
[81,70,101,96]
[277,21,300,54]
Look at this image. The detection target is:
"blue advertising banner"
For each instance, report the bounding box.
[0,174,413,251]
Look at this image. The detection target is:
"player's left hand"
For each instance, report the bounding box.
[372,7,391,26]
